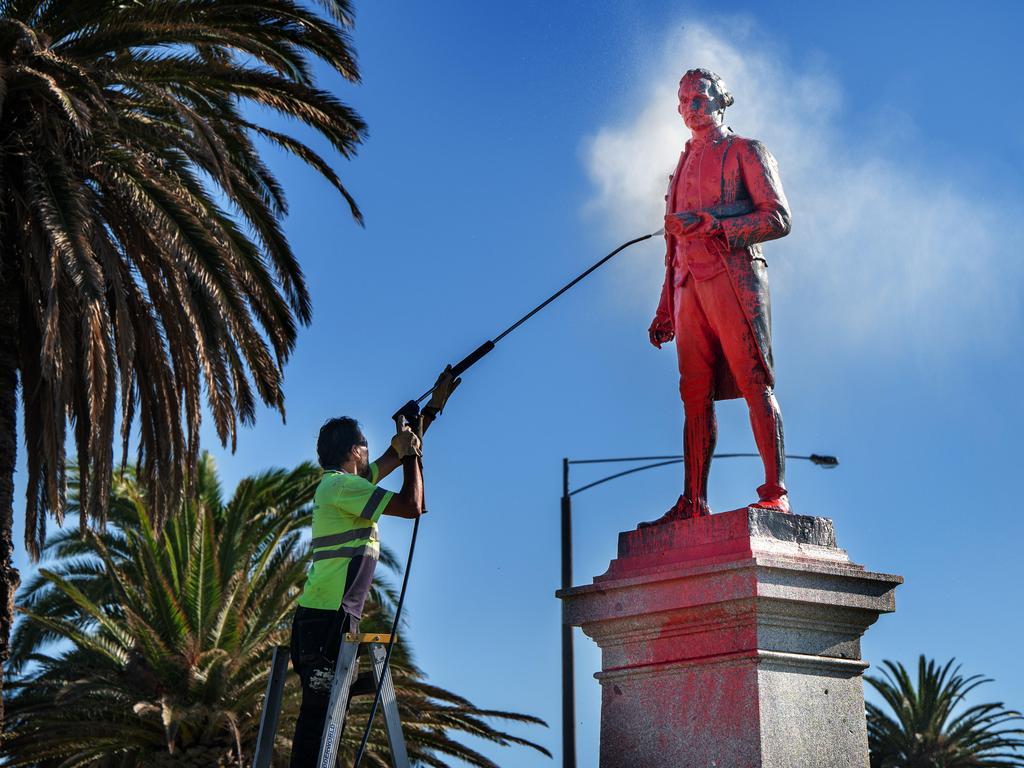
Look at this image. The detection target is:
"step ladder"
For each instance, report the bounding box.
[251,633,409,768]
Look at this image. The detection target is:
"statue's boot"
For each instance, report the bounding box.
[746,387,790,513]
[751,493,790,513]
[638,400,716,528]
[636,494,711,528]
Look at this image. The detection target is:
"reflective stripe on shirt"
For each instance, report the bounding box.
[310,527,374,550]
[311,543,380,563]
[361,487,388,519]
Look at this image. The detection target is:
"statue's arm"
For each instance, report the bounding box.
[649,247,675,347]
[719,140,792,250]
[654,257,673,324]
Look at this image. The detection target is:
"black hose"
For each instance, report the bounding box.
[351,513,420,767]
[353,410,425,767]
[492,231,658,344]
[415,229,660,403]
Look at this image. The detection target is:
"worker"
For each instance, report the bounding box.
[288,368,460,766]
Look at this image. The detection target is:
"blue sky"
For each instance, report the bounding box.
[13,1,1024,765]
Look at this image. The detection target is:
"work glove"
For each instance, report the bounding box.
[649,317,675,349]
[424,365,462,417]
[391,427,421,459]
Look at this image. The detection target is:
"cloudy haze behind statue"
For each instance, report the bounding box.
[583,21,1021,357]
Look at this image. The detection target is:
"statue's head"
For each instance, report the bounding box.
[678,68,733,131]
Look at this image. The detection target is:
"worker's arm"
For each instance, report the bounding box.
[381,430,423,519]
[368,447,401,482]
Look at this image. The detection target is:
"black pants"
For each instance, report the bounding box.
[289,605,359,768]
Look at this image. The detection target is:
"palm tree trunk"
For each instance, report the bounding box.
[0,275,20,726]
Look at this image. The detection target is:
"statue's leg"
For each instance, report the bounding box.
[697,273,789,511]
[745,387,787,507]
[682,394,716,515]
[638,278,717,528]
[675,279,718,516]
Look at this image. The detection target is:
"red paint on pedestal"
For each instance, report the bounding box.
[559,507,901,767]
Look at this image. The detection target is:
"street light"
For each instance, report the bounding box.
[558,452,839,768]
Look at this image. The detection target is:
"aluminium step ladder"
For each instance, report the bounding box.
[252,632,409,768]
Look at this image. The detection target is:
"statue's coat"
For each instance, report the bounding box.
[654,132,791,401]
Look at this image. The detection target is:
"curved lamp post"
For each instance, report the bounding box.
[559,452,839,768]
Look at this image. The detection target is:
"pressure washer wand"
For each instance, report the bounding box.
[413,228,663,404]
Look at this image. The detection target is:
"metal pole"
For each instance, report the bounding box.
[560,458,576,768]
[252,645,290,768]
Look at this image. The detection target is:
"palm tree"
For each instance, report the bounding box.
[866,656,1024,768]
[2,455,550,766]
[0,0,368,718]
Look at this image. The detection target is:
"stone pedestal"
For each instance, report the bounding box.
[558,507,902,768]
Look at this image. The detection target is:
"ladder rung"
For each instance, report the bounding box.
[343,632,394,644]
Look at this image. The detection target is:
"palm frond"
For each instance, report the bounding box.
[4,458,550,765]
[867,655,1024,767]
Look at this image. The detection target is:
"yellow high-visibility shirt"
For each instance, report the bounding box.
[297,464,393,616]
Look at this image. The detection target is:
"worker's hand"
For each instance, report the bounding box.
[391,427,421,459]
[426,365,461,416]
[649,318,674,349]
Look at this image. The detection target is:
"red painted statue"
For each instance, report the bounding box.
[643,67,792,525]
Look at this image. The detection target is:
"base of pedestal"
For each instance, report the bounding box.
[598,650,870,767]
[558,506,902,768]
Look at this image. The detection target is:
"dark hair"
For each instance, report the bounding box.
[317,417,365,469]
[682,67,735,108]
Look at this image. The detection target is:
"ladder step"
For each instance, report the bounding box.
[344,632,394,644]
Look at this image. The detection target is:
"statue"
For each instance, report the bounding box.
[643,67,792,526]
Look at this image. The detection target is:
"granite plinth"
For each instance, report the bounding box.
[557,506,902,768]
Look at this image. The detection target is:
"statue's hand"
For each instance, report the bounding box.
[649,319,674,349]
[665,211,722,239]
[688,211,723,238]
[664,213,689,238]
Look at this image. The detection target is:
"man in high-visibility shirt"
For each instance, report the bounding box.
[289,370,459,766]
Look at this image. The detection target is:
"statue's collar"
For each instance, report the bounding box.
[688,124,731,149]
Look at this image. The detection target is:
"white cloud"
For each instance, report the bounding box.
[582,20,1020,355]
